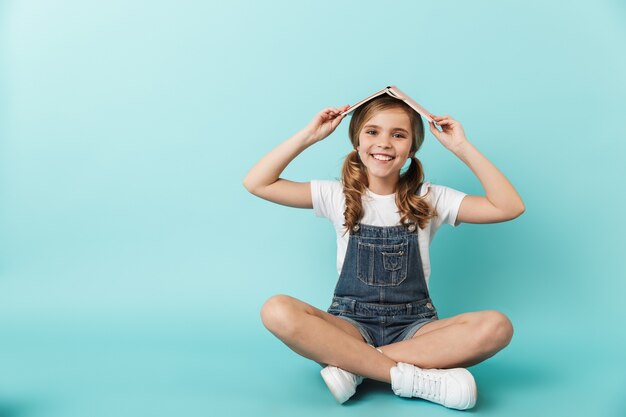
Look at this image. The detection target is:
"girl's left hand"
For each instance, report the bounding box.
[428,115,470,153]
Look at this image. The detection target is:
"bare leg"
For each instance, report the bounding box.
[376,310,514,369]
[261,294,397,383]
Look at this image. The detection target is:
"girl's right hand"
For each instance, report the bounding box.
[303,104,351,143]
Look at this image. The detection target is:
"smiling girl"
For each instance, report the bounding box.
[243,93,525,409]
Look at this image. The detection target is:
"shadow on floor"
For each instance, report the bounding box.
[0,398,45,417]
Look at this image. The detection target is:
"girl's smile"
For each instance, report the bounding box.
[370,153,396,162]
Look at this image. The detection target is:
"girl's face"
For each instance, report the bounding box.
[356,108,414,183]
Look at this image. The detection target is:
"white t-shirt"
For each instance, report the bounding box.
[310,180,467,288]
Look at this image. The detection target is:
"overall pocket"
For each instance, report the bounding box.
[357,238,409,286]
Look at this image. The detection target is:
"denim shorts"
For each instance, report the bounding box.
[327,295,439,348]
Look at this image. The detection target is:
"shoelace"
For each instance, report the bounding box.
[412,369,442,401]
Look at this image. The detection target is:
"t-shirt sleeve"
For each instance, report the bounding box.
[426,182,468,229]
[310,179,344,224]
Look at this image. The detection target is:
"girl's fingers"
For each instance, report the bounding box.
[327,105,349,112]
[436,117,456,126]
[323,105,349,116]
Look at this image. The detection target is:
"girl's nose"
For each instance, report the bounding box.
[376,138,392,147]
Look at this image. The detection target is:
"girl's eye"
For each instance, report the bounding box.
[365,130,405,138]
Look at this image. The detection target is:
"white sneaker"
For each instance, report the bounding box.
[320,366,364,404]
[390,362,477,410]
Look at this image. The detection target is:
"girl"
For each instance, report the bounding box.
[243,94,524,410]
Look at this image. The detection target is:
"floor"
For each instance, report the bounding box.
[1,318,624,417]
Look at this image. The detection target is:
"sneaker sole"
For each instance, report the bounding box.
[320,367,355,404]
[454,368,477,410]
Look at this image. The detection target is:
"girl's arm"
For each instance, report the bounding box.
[243,104,350,208]
[428,115,525,224]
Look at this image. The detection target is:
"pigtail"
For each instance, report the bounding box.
[340,149,368,237]
[396,156,438,230]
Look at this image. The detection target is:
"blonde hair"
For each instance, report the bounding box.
[340,95,437,236]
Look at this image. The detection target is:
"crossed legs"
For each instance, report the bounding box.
[260,294,513,383]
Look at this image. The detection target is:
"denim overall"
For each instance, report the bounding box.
[326,216,439,348]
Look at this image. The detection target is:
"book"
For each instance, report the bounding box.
[339,85,434,123]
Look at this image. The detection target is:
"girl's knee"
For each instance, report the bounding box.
[476,310,514,350]
[260,294,306,335]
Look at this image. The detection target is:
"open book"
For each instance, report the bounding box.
[340,85,434,123]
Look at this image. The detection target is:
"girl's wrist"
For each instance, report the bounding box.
[297,128,321,146]
[451,140,473,157]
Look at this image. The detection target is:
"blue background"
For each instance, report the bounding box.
[1,1,625,416]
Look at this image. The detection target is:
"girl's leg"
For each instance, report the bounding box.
[260,294,396,383]
[376,310,514,369]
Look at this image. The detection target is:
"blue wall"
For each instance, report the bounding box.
[1,1,625,416]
